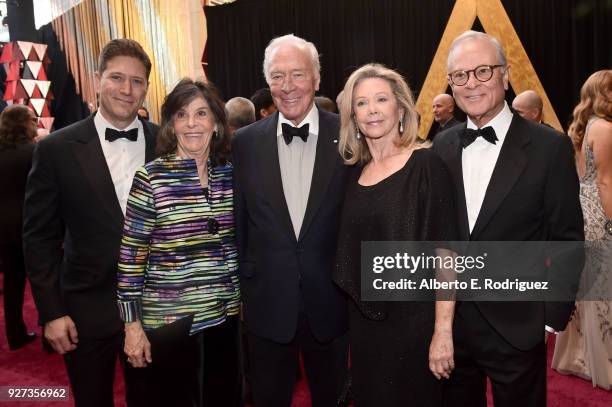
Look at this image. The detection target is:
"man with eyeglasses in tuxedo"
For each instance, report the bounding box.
[433,31,584,407]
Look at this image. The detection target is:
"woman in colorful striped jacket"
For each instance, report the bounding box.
[117,78,240,406]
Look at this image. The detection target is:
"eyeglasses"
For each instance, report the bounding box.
[447,65,505,86]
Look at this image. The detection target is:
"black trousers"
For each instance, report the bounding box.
[63,330,139,407]
[135,315,241,407]
[247,312,349,407]
[0,242,30,347]
[443,302,546,407]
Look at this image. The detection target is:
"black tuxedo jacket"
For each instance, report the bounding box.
[23,115,157,339]
[232,109,349,344]
[428,117,462,141]
[0,143,34,245]
[433,114,584,350]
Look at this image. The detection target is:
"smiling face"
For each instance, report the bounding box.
[448,38,509,128]
[173,96,216,160]
[352,77,403,141]
[95,55,148,129]
[267,44,319,125]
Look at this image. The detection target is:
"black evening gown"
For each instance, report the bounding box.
[333,148,457,407]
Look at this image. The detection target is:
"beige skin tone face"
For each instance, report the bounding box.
[174,97,215,161]
[268,44,319,125]
[95,56,149,129]
[432,94,455,124]
[173,96,217,189]
[353,77,403,143]
[512,91,542,122]
[449,39,509,128]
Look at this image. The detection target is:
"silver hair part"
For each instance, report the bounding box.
[262,34,321,84]
[447,30,507,72]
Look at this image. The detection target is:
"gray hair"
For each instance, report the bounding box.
[225,97,256,130]
[447,30,507,72]
[263,34,321,84]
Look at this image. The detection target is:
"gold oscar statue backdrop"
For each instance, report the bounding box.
[416,0,562,138]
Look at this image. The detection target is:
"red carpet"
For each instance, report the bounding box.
[1,275,610,406]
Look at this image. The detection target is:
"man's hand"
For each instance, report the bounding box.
[429,329,454,380]
[124,321,152,368]
[44,316,78,354]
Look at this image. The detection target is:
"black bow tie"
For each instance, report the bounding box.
[281,123,309,145]
[461,126,498,148]
[105,127,138,142]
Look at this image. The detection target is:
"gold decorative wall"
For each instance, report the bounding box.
[416,0,562,138]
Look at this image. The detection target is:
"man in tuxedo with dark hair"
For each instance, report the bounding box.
[23,38,157,407]
[232,34,349,406]
[433,31,583,406]
[250,87,276,120]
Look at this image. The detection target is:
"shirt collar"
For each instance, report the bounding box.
[466,101,513,144]
[94,110,140,133]
[276,103,319,138]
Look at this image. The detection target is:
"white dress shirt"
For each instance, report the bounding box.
[94,112,146,215]
[462,102,513,233]
[276,104,319,238]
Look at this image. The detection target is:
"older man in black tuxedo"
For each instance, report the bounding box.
[433,31,584,407]
[23,39,158,407]
[232,34,349,407]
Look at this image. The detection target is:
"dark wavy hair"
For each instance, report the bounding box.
[0,105,37,150]
[156,78,231,166]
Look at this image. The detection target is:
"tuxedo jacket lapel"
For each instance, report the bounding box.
[70,116,124,229]
[141,119,157,162]
[298,111,339,242]
[437,125,470,240]
[258,113,296,243]
[470,116,529,239]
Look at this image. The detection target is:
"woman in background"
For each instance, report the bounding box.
[117,78,241,406]
[0,105,38,350]
[553,69,612,390]
[333,63,457,406]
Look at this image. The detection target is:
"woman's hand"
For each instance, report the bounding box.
[124,321,152,368]
[429,328,454,380]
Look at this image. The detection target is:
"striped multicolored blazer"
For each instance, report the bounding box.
[117,154,240,334]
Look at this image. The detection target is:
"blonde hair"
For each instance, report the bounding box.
[568,69,612,151]
[338,63,424,165]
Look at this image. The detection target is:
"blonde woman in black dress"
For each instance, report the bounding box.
[333,63,458,406]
